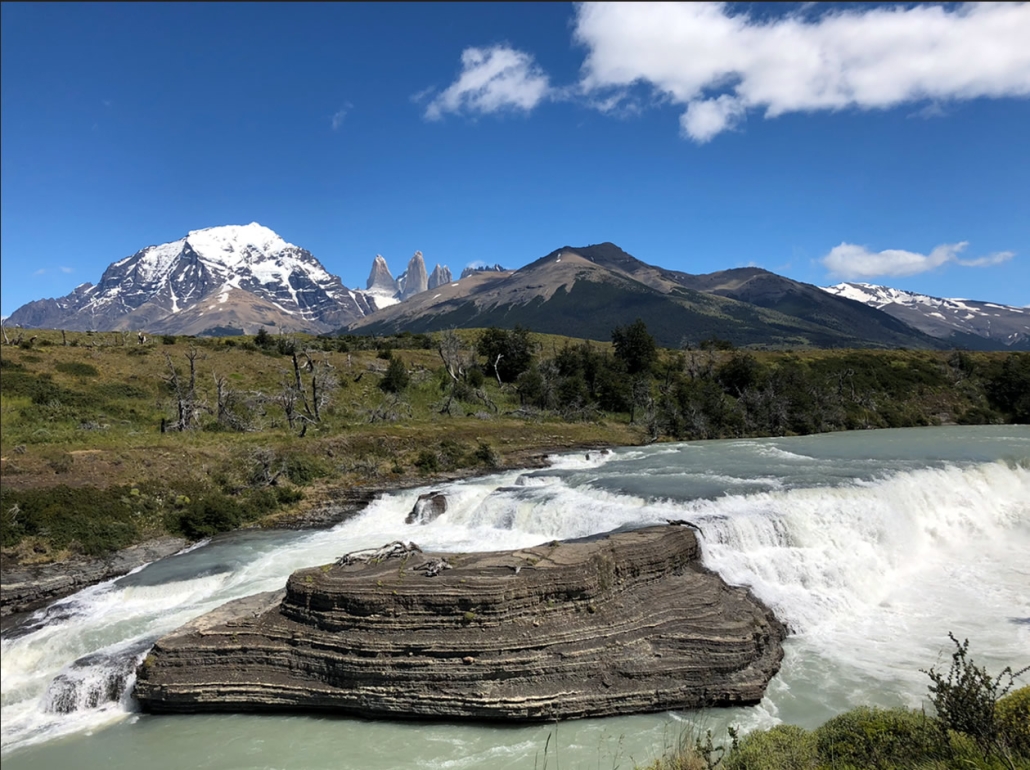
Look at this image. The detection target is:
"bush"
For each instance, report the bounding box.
[996,685,1030,759]
[724,724,816,770]
[170,494,242,539]
[923,632,1030,757]
[283,454,330,485]
[414,450,440,474]
[474,441,498,468]
[55,361,99,378]
[814,706,943,768]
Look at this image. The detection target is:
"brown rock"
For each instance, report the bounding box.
[134,525,786,721]
[404,491,448,525]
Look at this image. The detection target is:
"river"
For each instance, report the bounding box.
[2,425,1028,769]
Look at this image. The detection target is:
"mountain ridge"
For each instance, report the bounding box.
[822,282,1029,350]
[6,224,375,336]
[347,242,952,350]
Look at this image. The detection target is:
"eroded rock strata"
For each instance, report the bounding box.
[134,525,786,720]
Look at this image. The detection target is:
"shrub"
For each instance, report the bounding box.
[414,450,440,474]
[473,441,498,468]
[169,494,242,539]
[814,706,943,768]
[161,334,177,345]
[923,632,1030,757]
[996,686,1030,759]
[283,454,330,485]
[724,724,816,770]
[55,361,99,378]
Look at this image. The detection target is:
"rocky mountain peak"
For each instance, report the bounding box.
[366,254,397,293]
[428,264,453,290]
[397,251,429,299]
[459,263,506,280]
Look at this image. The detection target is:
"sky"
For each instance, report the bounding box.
[2,1,1029,318]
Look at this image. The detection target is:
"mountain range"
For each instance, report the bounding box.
[6,225,1026,350]
[822,282,1029,350]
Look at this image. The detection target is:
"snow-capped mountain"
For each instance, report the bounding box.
[6,223,374,335]
[822,282,1029,349]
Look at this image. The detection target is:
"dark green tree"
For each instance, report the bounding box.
[611,318,658,376]
[477,326,534,384]
[254,327,274,349]
[379,356,410,394]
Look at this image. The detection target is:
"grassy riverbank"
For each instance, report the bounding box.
[2,326,1027,565]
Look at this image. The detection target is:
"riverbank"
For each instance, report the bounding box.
[0,438,621,621]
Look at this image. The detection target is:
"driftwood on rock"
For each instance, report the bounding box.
[134,525,786,721]
[335,540,421,567]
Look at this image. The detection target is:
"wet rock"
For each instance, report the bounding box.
[405,492,448,525]
[134,525,786,721]
[1,536,188,618]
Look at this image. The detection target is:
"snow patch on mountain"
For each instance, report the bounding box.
[822,282,1028,347]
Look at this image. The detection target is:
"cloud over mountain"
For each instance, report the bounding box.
[822,241,1016,279]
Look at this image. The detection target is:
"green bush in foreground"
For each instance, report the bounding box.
[814,706,942,768]
[638,635,1028,770]
[995,686,1030,760]
[724,724,816,770]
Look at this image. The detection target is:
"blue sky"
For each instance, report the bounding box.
[2,1,1028,318]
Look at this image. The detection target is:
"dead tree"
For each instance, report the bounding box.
[164,346,205,431]
[274,350,339,434]
[437,329,474,383]
[213,373,255,431]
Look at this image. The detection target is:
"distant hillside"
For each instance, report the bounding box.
[348,242,946,350]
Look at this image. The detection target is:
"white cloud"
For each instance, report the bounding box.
[424,45,551,120]
[822,241,1015,279]
[331,103,352,131]
[956,251,1015,268]
[573,2,1030,142]
[60,266,74,274]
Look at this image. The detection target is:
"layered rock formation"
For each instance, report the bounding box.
[134,525,786,720]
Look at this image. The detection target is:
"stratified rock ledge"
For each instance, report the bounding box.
[134,525,786,721]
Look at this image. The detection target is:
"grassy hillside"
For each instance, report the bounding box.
[1,327,1027,564]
